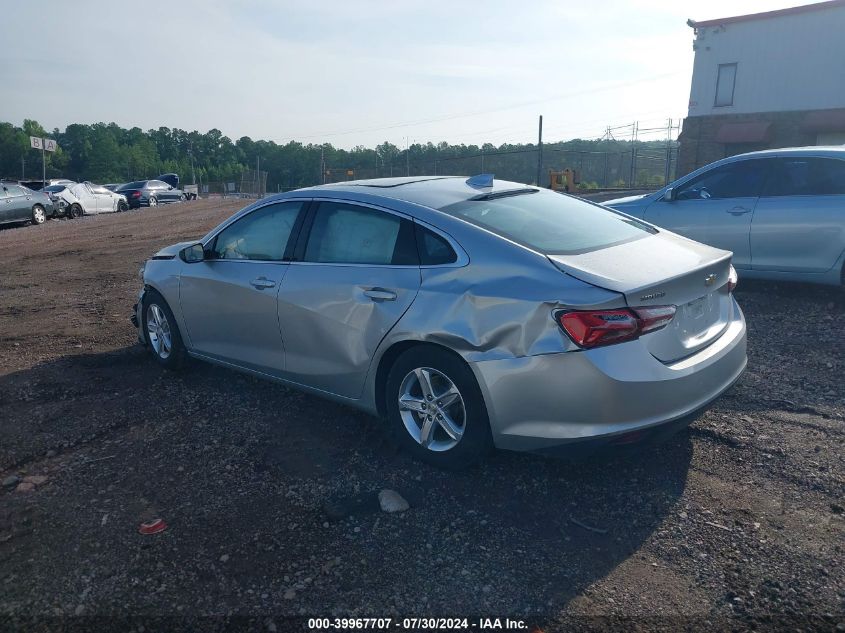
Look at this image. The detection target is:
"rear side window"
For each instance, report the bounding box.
[441,190,653,255]
[675,159,770,200]
[415,224,457,265]
[304,202,416,265]
[762,157,845,196]
[211,201,304,261]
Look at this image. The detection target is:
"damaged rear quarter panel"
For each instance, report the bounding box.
[373,224,625,363]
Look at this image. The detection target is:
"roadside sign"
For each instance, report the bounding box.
[30,137,58,152]
[29,137,58,185]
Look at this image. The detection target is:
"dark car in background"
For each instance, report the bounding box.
[158,173,197,200]
[0,182,54,226]
[116,179,185,208]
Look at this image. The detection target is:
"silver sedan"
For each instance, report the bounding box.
[133,176,747,468]
[605,147,845,286]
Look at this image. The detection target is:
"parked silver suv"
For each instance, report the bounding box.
[605,147,845,286]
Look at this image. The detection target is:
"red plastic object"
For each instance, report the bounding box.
[138,518,167,535]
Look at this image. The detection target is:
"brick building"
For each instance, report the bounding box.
[677,0,845,176]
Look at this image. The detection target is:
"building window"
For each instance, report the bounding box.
[714,63,737,107]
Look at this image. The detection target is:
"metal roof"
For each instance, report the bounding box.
[688,0,845,28]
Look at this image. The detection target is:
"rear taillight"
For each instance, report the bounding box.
[633,305,677,334]
[556,305,676,349]
[727,265,738,293]
[131,191,141,198]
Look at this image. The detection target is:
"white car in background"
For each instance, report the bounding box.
[52,182,129,218]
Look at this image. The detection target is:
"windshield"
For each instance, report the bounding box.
[117,181,146,190]
[441,190,655,255]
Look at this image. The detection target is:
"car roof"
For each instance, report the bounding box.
[725,145,845,160]
[296,175,538,210]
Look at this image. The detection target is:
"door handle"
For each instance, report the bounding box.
[250,277,276,289]
[727,206,752,215]
[363,288,397,301]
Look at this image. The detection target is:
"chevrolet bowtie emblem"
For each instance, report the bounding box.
[705,273,717,286]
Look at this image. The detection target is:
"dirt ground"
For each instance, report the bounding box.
[0,198,842,632]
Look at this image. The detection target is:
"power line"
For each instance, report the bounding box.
[277,70,687,142]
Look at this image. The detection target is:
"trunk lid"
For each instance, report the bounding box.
[549,231,733,362]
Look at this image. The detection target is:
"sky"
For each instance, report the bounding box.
[4,0,808,149]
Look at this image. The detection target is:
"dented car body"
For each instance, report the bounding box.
[134,176,747,456]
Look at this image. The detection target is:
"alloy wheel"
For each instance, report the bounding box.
[33,207,46,224]
[146,304,172,359]
[398,367,466,452]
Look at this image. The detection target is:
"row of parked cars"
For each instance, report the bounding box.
[0,174,191,228]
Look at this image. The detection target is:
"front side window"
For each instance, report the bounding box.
[304,202,414,265]
[442,190,653,255]
[675,159,770,200]
[5,185,24,197]
[715,63,737,107]
[211,201,304,261]
[762,157,845,197]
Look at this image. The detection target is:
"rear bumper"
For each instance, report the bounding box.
[470,300,747,453]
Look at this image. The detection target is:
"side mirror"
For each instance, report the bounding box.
[179,243,205,263]
[168,186,174,190]
[664,187,675,202]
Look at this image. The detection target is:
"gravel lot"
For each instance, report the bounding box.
[0,198,842,632]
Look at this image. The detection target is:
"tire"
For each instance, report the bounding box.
[181,193,188,202]
[117,201,128,212]
[141,290,185,369]
[31,205,46,225]
[67,204,83,219]
[385,345,492,469]
[148,196,158,207]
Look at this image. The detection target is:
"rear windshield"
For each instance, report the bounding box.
[43,185,66,192]
[441,190,654,255]
[118,181,146,190]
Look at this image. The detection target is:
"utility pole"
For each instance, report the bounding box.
[189,143,196,185]
[664,118,673,186]
[405,137,410,176]
[481,146,484,172]
[256,155,261,197]
[320,145,325,184]
[21,157,25,180]
[41,142,46,187]
[536,115,543,187]
[629,121,638,187]
[603,151,609,188]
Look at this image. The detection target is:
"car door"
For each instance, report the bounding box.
[5,185,31,222]
[644,158,771,269]
[277,200,421,399]
[69,183,97,213]
[90,184,115,212]
[178,200,307,374]
[751,156,845,272]
[157,180,176,202]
